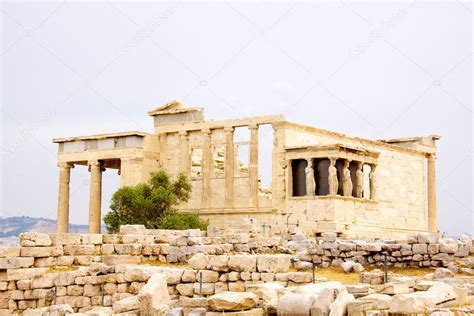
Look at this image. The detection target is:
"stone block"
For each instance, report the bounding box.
[208,291,258,311]
[412,243,428,254]
[102,255,141,266]
[63,244,97,256]
[194,282,215,295]
[256,254,291,273]
[31,274,56,289]
[197,270,219,283]
[7,268,48,281]
[177,283,194,296]
[209,255,229,272]
[20,232,52,247]
[228,255,257,272]
[0,257,34,269]
[119,225,148,235]
[81,234,103,245]
[0,247,20,258]
[112,295,140,313]
[138,273,170,316]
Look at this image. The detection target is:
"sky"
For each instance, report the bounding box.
[1,0,472,236]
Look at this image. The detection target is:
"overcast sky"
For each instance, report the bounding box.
[1,0,472,236]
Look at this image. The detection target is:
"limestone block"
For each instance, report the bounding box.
[189,253,209,270]
[0,247,20,258]
[138,273,171,316]
[166,307,184,316]
[413,243,428,254]
[119,225,148,235]
[67,285,84,296]
[113,295,140,313]
[16,280,31,290]
[389,283,456,313]
[277,292,316,315]
[63,245,97,256]
[339,242,356,252]
[194,283,215,295]
[256,254,291,273]
[102,255,141,266]
[376,282,410,295]
[208,291,258,311]
[84,284,101,297]
[206,308,264,316]
[22,304,73,316]
[341,261,364,273]
[240,272,251,281]
[209,255,229,272]
[0,257,34,269]
[103,234,121,244]
[215,282,228,294]
[25,246,64,258]
[7,268,48,281]
[177,283,194,296]
[328,288,354,316]
[228,255,257,272]
[455,243,470,257]
[418,233,440,244]
[433,268,454,280]
[224,234,249,244]
[428,243,440,255]
[182,269,197,283]
[439,243,458,254]
[114,244,142,255]
[287,272,312,283]
[246,283,283,313]
[197,270,219,283]
[347,293,392,313]
[51,233,82,246]
[228,281,246,292]
[81,234,103,245]
[20,232,52,247]
[31,274,56,289]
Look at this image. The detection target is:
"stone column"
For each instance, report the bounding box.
[201,129,212,209]
[224,127,235,208]
[56,162,73,233]
[369,164,377,200]
[88,160,103,234]
[248,124,259,208]
[287,160,293,197]
[305,158,315,196]
[427,154,437,232]
[179,131,190,177]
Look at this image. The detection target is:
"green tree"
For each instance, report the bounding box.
[103,170,192,233]
[160,212,208,231]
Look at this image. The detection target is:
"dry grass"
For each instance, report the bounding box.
[47,265,78,273]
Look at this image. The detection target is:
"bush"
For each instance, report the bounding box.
[103,170,191,233]
[160,212,208,231]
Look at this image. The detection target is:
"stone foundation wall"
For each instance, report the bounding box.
[0,227,473,314]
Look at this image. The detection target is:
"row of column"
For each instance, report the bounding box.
[57,160,103,234]
[178,125,259,210]
[303,158,376,199]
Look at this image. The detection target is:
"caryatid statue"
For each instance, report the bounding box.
[342,160,353,197]
[356,162,364,198]
[369,164,377,199]
[328,158,338,195]
[305,159,315,195]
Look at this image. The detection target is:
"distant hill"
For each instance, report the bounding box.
[0,216,91,237]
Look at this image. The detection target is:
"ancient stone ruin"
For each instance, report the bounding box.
[53,100,439,238]
[0,225,473,315]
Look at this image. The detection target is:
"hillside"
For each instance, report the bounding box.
[0,216,90,237]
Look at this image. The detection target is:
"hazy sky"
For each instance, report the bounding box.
[1,1,472,236]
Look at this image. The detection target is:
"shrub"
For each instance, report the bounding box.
[160,212,208,231]
[103,170,191,233]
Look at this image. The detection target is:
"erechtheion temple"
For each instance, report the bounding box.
[53,101,440,238]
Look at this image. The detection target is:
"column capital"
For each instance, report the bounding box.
[248,124,259,130]
[427,153,437,160]
[178,130,188,137]
[88,160,102,167]
[202,128,212,135]
[224,126,235,133]
[58,162,74,169]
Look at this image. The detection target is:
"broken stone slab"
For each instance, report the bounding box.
[165,307,184,316]
[208,291,258,311]
[341,260,364,273]
[0,247,20,258]
[277,292,317,315]
[329,288,355,316]
[433,268,454,280]
[310,288,335,316]
[376,282,410,295]
[113,295,140,313]
[245,282,283,313]
[119,224,148,235]
[286,272,313,283]
[256,254,291,273]
[347,293,392,313]
[205,308,264,316]
[209,255,229,272]
[7,267,48,281]
[22,304,74,316]
[138,273,170,316]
